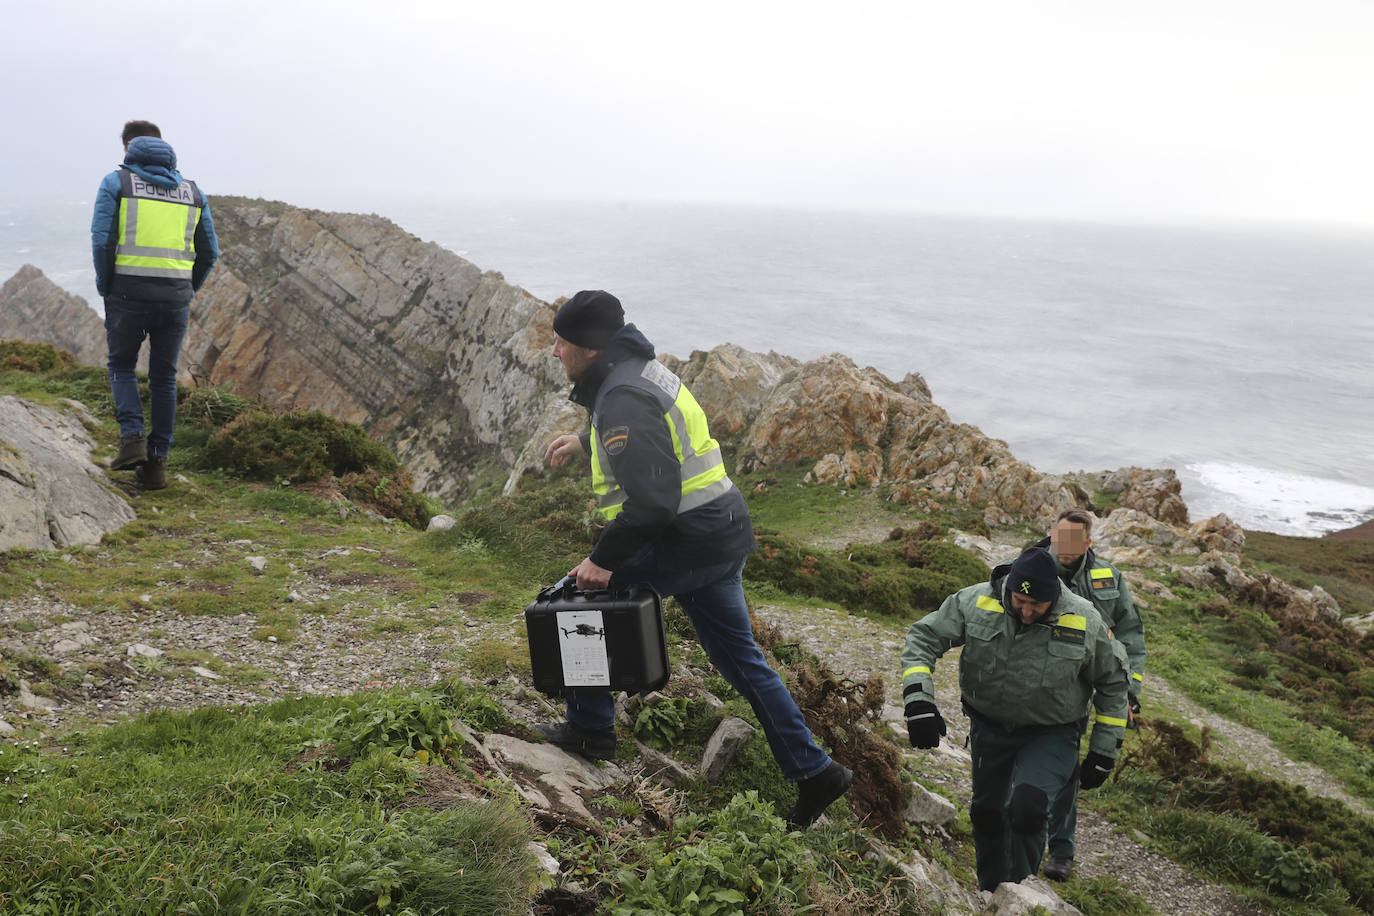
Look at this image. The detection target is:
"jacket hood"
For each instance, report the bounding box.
[123,136,182,188]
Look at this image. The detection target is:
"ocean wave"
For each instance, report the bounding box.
[1181,462,1374,537]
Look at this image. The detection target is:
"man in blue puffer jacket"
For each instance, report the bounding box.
[91,120,218,489]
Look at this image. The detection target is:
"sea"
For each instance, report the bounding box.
[4,193,1371,538]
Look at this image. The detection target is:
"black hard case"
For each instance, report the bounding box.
[524,580,669,697]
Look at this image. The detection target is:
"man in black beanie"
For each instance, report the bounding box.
[540,290,853,829]
[898,546,1130,891]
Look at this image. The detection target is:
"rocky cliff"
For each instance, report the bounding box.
[0,197,1179,527]
[0,265,110,369]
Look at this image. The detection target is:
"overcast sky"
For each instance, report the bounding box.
[4,0,1372,225]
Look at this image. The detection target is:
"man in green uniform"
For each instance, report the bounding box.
[1038,508,1147,880]
[900,546,1129,892]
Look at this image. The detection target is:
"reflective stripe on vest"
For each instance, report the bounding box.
[591,359,731,520]
[114,169,201,280]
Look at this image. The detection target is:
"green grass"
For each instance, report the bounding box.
[0,695,538,915]
[5,348,1374,914]
[1245,530,1374,619]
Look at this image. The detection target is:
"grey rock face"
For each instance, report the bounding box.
[0,396,136,550]
[699,716,757,783]
[0,265,108,367]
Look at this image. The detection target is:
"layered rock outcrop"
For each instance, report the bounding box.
[0,197,1163,531]
[0,265,109,368]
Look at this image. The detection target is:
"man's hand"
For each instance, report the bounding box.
[1079,751,1114,790]
[544,434,585,468]
[1128,695,1142,728]
[904,700,946,749]
[570,557,612,591]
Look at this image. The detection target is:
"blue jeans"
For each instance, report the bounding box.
[566,553,832,782]
[104,296,190,459]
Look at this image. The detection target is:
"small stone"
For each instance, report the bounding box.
[426,514,457,531]
[247,556,268,571]
[127,644,163,658]
[699,717,756,783]
[190,667,220,680]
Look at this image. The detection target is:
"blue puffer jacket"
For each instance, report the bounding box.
[91,136,219,302]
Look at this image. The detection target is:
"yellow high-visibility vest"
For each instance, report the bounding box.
[591,359,732,520]
[113,168,202,281]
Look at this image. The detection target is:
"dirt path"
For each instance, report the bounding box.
[752,602,1276,916]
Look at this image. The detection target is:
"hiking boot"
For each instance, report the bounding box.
[785,760,854,829]
[1044,855,1074,881]
[135,456,168,490]
[111,435,148,470]
[535,721,617,761]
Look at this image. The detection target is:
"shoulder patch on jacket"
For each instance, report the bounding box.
[975,595,1004,613]
[1090,567,1115,589]
[601,426,630,455]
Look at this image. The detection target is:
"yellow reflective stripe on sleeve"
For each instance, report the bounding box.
[1097,715,1128,727]
[1057,613,1087,631]
[1090,567,1114,580]
[975,595,1004,613]
[1132,672,1144,682]
[902,666,930,678]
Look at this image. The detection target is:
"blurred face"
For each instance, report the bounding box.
[552,334,600,382]
[1009,592,1053,625]
[1050,519,1090,566]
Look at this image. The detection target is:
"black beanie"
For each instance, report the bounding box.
[1006,547,1061,604]
[553,290,625,349]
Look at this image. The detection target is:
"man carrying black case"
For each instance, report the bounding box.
[539,290,852,829]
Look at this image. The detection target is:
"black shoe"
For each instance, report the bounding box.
[1044,855,1073,881]
[785,760,853,829]
[535,721,617,761]
[135,456,168,490]
[111,435,148,470]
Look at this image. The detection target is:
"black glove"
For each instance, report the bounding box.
[905,700,946,748]
[1128,695,1142,728]
[1079,751,1114,790]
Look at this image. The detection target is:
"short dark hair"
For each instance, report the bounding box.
[1056,508,1094,535]
[121,120,162,146]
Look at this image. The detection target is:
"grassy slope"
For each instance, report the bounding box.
[2,351,1373,915]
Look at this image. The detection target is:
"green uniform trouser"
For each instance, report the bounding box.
[1046,717,1089,858]
[966,706,1081,891]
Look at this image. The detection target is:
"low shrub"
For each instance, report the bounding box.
[610,791,816,915]
[203,409,398,483]
[326,691,461,764]
[0,339,75,372]
[746,529,987,617]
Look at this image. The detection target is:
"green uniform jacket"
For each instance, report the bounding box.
[1068,553,1145,701]
[1040,539,1147,701]
[900,578,1130,759]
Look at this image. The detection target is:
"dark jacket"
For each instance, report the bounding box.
[569,324,756,571]
[91,136,219,303]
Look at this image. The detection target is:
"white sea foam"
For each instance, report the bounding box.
[1182,462,1374,537]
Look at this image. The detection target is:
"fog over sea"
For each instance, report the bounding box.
[4,194,1372,538]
